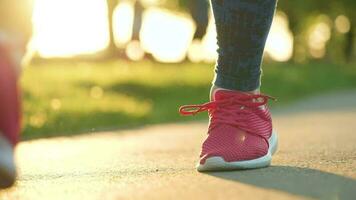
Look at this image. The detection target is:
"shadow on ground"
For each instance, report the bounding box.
[206,166,356,200]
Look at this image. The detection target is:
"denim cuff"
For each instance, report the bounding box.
[213,71,261,92]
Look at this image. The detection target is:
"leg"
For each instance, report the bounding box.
[180,0,278,171]
[211,0,277,92]
[0,0,33,188]
[189,0,210,40]
[0,45,20,188]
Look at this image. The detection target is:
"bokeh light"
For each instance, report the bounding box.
[140,8,195,63]
[265,11,294,62]
[31,0,109,57]
[113,1,134,46]
[126,40,145,61]
[335,15,351,34]
[90,86,104,99]
[308,16,332,58]
[31,0,298,62]
[51,98,62,111]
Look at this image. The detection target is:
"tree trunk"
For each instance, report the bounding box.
[344,22,354,63]
[106,0,118,56]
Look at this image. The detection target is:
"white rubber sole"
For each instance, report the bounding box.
[197,131,278,172]
[0,134,16,188]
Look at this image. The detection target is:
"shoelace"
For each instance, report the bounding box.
[179,94,275,116]
[179,94,276,134]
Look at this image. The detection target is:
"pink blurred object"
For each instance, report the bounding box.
[0,41,21,146]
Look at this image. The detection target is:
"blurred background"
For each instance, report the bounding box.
[1,0,355,140]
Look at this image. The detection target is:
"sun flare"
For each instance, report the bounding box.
[31,0,109,57]
[31,0,293,62]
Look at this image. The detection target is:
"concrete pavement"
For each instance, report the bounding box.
[0,90,356,200]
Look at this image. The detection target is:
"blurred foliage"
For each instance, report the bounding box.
[175,0,356,21]
[22,60,356,140]
[278,0,356,22]
[172,0,355,63]
[278,0,355,62]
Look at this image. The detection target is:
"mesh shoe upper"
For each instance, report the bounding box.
[180,90,274,164]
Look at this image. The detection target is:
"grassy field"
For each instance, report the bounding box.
[21,60,356,140]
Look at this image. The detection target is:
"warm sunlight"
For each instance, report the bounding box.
[113,1,134,46]
[188,16,218,63]
[265,11,293,62]
[140,8,195,62]
[31,0,109,57]
[31,0,294,62]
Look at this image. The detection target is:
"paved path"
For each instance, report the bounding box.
[1,90,356,200]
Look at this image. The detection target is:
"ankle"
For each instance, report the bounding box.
[210,86,260,100]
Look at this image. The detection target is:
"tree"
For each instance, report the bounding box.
[106,0,118,56]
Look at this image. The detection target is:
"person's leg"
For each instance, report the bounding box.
[211,0,277,93]
[0,43,20,188]
[0,0,33,188]
[0,46,21,146]
[189,0,210,40]
[180,0,278,171]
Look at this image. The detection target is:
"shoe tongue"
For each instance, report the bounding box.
[213,89,267,110]
[213,89,248,101]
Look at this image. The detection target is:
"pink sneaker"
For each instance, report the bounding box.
[180,89,278,171]
[0,41,21,188]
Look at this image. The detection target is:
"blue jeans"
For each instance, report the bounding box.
[211,0,277,91]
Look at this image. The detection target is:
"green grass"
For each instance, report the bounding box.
[22,60,356,140]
